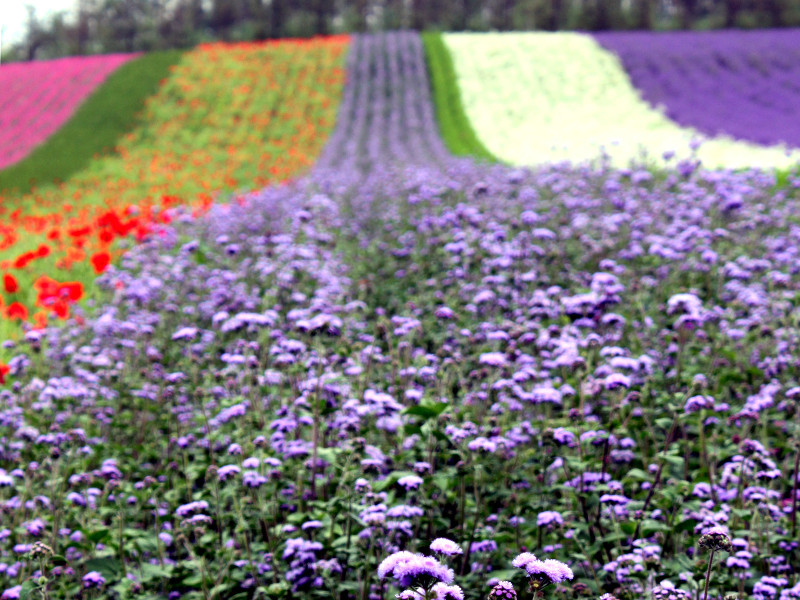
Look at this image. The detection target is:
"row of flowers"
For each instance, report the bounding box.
[0,53,135,169]
[443,32,800,169]
[595,29,800,149]
[0,37,348,339]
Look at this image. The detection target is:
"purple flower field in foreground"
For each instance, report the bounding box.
[0,31,800,600]
[595,29,800,148]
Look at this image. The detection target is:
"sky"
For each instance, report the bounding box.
[1,0,77,47]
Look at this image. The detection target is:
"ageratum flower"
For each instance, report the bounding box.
[521,557,574,590]
[685,395,715,413]
[430,538,462,556]
[431,583,464,600]
[175,500,209,518]
[470,540,497,554]
[699,526,732,552]
[537,511,564,527]
[83,571,106,589]
[753,576,787,600]
[217,465,241,481]
[488,581,516,600]
[378,551,454,589]
[652,581,691,600]
[397,475,424,490]
[511,552,538,569]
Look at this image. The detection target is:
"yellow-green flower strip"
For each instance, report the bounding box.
[443,32,800,169]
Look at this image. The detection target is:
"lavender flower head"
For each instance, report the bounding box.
[378,551,454,590]
[511,552,538,569]
[430,538,463,556]
[653,581,692,600]
[396,584,464,600]
[513,552,573,591]
[537,511,564,528]
[699,526,732,552]
[432,583,464,600]
[488,581,517,600]
[83,571,106,589]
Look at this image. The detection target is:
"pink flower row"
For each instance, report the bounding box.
[0,53,137,170]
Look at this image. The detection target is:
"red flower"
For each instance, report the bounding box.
[90,251,111,274]
[52,299,69,319]
[0,364,9,385]
[13,252,35,269]
[59,282,84,302]
[7,302,28,321]
[3,274,18,294]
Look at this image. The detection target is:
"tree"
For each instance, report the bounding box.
[633,0,654,29]
[724,0,744,26]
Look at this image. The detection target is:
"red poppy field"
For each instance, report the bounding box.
[0,36,348,338]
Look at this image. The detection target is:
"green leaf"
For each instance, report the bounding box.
[83,557,122,580]
[641,522,671,536]
[655,418,674,430]
[622,468,649,481]
[621,522,636,534]
[403,402,448,419]
[19,581,37,600]
[182,573,203,587]
[488,569,518,582]
[658,452,684,467]
[87,528,111,544]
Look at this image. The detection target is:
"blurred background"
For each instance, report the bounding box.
[2,0,800,62]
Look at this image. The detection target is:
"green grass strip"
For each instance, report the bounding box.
[421,32,499,163]
[0,50,184,196]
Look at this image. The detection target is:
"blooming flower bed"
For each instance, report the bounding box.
[594,29,800,149]
[0,31,799,600]
[0,54,136,170]
[443,32,800,169]
[0,37,347,337]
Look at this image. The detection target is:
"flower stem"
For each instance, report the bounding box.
[791,447,799,538]
[703,549,715,600]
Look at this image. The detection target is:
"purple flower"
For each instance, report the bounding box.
[397,475,424,490]
[537,511,564,527]
[217,464,241,481]
[511,552,538,569]
[83,571,106,589]
[378,552,454,588]
[0,587,21,600]
[431,583,464,600]
[479,352,507,367]
[430,538,463,556]
[514,553,573,589]
[525,558,574,585]
[488,581,516,600]
[175,501,209,518]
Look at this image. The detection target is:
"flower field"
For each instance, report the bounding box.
[442,32,800,169]
[0,53,136,170]
[0,37,347,339]
[2,28,800,600]
[594,30,800,149]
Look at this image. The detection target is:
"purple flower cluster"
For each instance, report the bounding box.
[378,551,454,589]
[595,29,800,148]
[512,552,573,589]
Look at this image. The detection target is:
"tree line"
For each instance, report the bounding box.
[6,0,800,62]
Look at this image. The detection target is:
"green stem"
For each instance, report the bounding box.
[703,550,715,600]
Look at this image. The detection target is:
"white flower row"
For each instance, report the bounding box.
[443,32,800,170]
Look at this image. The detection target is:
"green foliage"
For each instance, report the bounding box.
[0,50,183,196]
[421,32,499,163]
